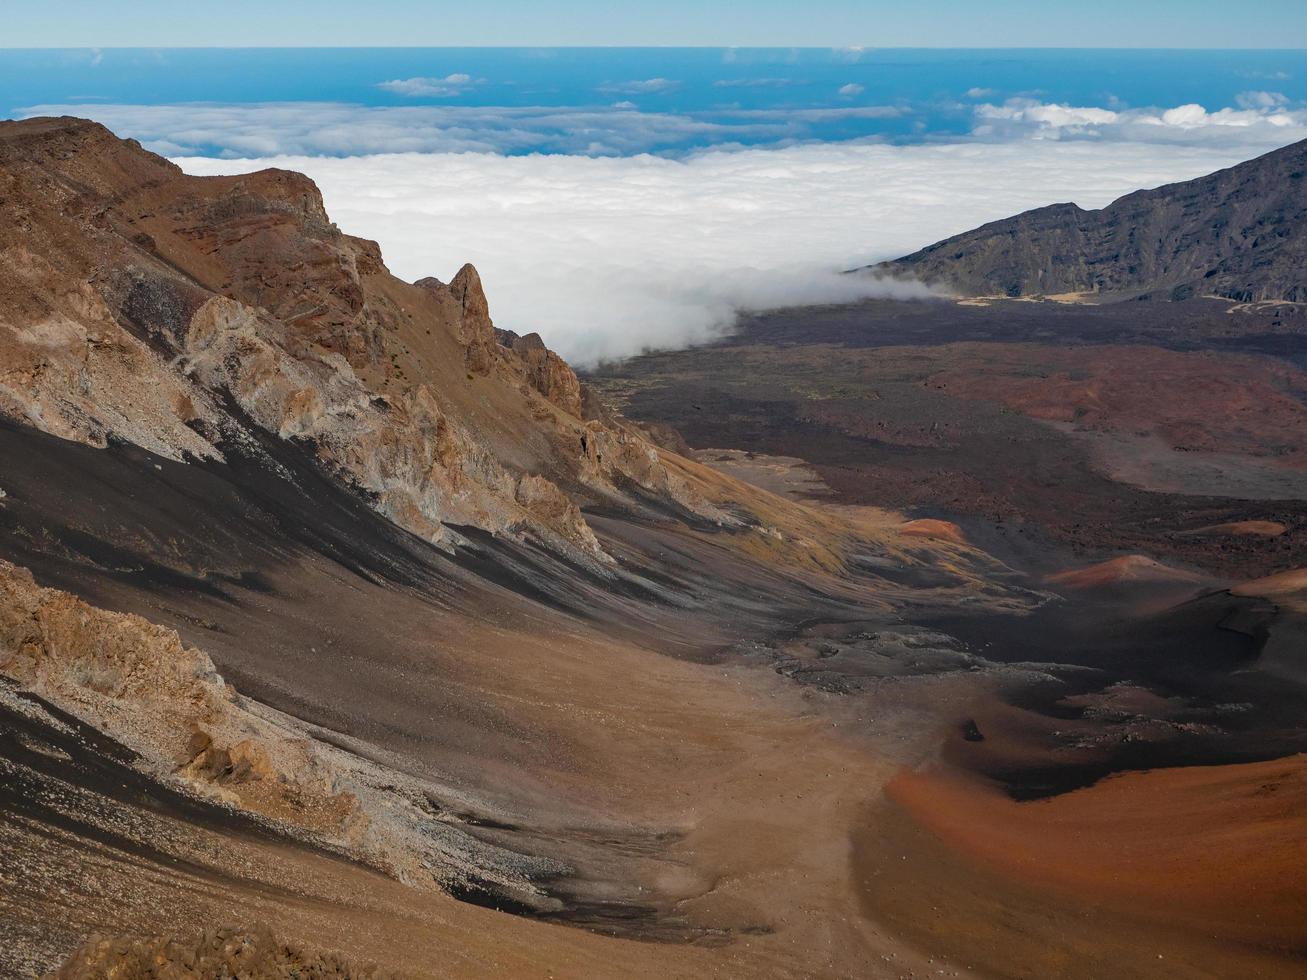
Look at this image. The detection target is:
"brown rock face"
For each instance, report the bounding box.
[0,116,726,563]
[0,559,330,826]
[499,330,584,416]
[877,137,1307,302]
[418,264,499,375]
[47,927,392,980]
[448,263,498,374]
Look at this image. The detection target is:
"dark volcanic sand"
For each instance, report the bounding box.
[732,294,1307,365]
[588,297,1307,797]
[590,298,1307,577]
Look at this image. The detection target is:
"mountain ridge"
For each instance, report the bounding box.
[876,136,1307,303]
[0,115,741,566]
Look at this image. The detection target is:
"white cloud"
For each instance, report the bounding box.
[176,139,1265,365]
[977,100,1120,130]
[838,83,865,97]
[965,87,996,99]
[30,97,1303,163]
[714,77,796,88]
[1235,90,1288,110]
[973,97,1307,145]
[599,78,680,95]
[1237,69,1292,81]
[721,105,901,121]
[378,74,478,97]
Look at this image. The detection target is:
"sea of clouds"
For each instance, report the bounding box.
[25,97,1307,364]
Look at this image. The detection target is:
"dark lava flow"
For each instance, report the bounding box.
[587,297,1307,801]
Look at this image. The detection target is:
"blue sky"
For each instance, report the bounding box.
[6,1,1307,48]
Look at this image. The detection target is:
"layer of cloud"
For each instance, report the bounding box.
[24,97,1307,162]
[22,101,804,157]
[377,74,478,98]
[838,83,865,97]
[177,140,1263,365]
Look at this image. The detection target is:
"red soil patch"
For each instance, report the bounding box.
[898,518,967,545]
[1234,567,1307,610]
[927,343,1307,465]
[886,757,1307,949]
[1045,554,1207,591]
[1185,519,1288,538]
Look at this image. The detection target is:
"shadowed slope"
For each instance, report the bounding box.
[876,137,1307,302]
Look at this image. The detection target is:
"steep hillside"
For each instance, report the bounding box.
[0,116,734,567]
[876,137,1307,302]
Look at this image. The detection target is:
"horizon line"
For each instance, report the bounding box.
[4,44,1307,52]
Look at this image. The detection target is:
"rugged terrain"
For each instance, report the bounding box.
[589,177,1307,974]
[2,117,1306,979]
[876,136,1307,303]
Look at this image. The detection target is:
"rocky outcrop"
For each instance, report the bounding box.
[876,137,1307,302]
[496,329,584,417]
[178,295,573,553]
[47,927,392,980]
[0,559,556,901]
[417,265,500,376]
[0,559,354,831]
[0,269,222,461]
[578,418,737,526]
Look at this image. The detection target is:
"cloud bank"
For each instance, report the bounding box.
[24,96,1301,363]
[24,96,1307,159]
[177,139,1263,364]
[24,101,808,157]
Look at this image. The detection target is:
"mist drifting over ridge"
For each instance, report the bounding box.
[175,138,1264,363]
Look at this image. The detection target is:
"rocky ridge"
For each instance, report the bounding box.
[0,116,731,565]
[876,136,1307,303]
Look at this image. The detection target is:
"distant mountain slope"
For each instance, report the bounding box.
[877,138,1307,302]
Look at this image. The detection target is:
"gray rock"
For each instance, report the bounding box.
[875,138,1307,303]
